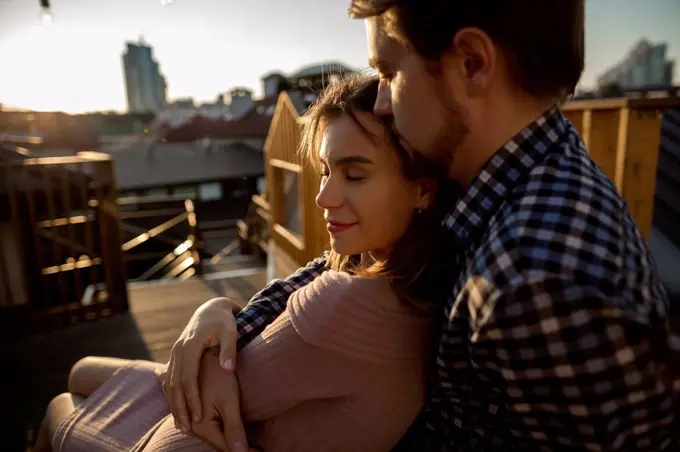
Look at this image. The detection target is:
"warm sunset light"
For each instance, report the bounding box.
[2,2,680,452]
[1,0,678,114]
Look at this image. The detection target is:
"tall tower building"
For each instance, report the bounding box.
[122,37,168,113]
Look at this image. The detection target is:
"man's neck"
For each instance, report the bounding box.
[450,95,556,187]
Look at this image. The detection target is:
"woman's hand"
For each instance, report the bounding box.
[190,347,252,452]
[164,298,240,433]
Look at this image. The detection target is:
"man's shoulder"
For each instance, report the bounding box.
[501,145,629,247]
[474,141,658,294]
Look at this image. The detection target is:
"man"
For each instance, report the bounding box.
[165,1,680,450]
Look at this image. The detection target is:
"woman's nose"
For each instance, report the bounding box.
[315,176,343,210]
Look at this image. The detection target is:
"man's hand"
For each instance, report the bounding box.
[164,298,240,432]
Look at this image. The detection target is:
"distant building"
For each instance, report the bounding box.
[172,98,196,109]
[262,72,290,97]
[198,95,229,119]
[261,61,356,109]
[123,38,168,113]
[597,39,675,90]
[227,88,254,120]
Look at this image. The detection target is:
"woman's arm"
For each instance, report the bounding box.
[235,254,328,351]
[163,254,327,436]
[233,271,429,452]
[236,269,427,421]
[237,310,371,422]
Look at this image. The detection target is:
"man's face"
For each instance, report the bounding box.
[366,17,469,174]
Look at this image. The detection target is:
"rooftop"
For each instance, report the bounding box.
[162,96,280,143]
[111,142,265,191]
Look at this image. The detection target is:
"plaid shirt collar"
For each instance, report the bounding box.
[442,106,568,248]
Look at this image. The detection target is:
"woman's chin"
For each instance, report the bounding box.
[329,239,362,256]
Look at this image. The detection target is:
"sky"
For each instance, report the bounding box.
[0,0,678,114]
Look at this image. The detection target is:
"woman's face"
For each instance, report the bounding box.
[315,113,426,256]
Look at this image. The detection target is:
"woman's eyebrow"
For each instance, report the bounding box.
[334,156,374,166]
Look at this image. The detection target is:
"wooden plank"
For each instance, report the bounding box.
[273,223,304,252]
[20,154,108,166]
[0,228,11,307]
[21,164,47,310]
[121,212,188,252]
[587,109,621,184]
[41,164,70,309]
[2,166,31,308]
[302,155,327,262]
[564,96,680,112]
[77,161,98,320]
[251,194,270,211]
[270,241,302,280]
[616,107,664,240]
[93,159,129,311]
[270,158,303,173]
[563,109,584,136]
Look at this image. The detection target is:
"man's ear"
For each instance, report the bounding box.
[451,27,497,97]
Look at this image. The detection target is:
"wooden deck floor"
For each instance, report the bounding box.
[0,270,266,452]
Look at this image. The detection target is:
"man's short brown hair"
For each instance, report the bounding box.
[350,0,584,101]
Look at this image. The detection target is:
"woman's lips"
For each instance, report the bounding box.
[327,221,357,233]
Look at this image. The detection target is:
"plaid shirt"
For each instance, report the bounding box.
[235,107,680,451]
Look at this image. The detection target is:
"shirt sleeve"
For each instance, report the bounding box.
[235,253,327,351]
[475,275,680,450]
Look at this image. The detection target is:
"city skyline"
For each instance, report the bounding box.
[0,0,679,113]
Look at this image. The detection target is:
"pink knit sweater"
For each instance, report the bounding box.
[236,270,432,452]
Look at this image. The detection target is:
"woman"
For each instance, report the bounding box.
[37,74,453,452]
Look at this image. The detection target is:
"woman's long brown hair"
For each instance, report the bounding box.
[299,74,455,308]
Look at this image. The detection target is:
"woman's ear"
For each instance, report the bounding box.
[416,179,438,210]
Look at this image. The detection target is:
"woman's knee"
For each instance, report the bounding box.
[42,392,83,439]
[68,356,133,396]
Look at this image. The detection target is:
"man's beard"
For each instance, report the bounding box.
[393,95,469,176]
[427,96,469,173]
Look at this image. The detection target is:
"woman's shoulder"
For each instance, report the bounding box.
[287,270,430,364]
[290,270,398,315]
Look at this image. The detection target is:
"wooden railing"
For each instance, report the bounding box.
[118,195,204,282]
[237,193,271,260]
[0,152,128,331]
[562,97,680,239]
[263,93,327,268]
[0,152,209,335]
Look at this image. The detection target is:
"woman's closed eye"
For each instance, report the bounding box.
[344,169,365,182]
[320,166,366,182]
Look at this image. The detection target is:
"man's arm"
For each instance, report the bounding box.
[475,275,680,450]
[235,254,327,350]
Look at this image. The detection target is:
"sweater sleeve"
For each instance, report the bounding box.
[236,271,370,422]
